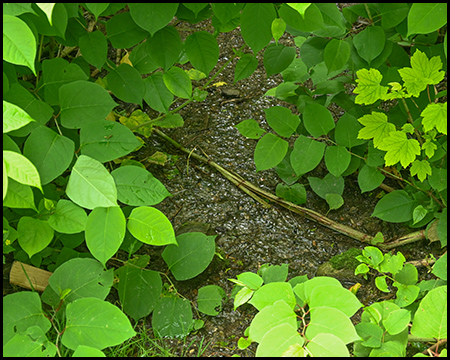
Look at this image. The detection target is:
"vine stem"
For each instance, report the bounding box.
[153,129,428,248]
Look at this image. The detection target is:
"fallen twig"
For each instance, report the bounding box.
[154,128,427,249]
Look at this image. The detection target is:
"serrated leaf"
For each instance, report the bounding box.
[357,112,396,148]
[398,50,445,97]
[421,102,447,135]
[377,131,421,168]
[410,160,432,182]
[354,68,388,105]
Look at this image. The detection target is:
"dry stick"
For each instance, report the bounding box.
[154,129,426,249]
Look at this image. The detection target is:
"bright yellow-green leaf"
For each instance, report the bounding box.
[422,140,437,158]
[357,112,396,148]
[271,18,286,44]
[401,123,415,134]
[354,68,389,104]
[378,131,421,168]
[287,3,311,18]
[398,50,445,97]
[421,102,447,135]
[410,160,432,182]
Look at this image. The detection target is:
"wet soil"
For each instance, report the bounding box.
[124,19,443,357]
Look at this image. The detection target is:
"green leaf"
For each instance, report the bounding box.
[80,120,141,163]
[355,322,383,348]
[4,325,56,357]
[259,264,289,284]
[394,283,420,307]
[236,272,264,290]
[3,100,35,133]
[377,131,421,168]
[263,44,296,76]
[308,173,344,200]
[48,199,87,234]
[326,193,344,210]
[280,3,324,33]
[290,135,326,176]
[127,206,177,246]
[275,148,300,185]
[112,166,171,206]
[353,26,385,65]
[276,183,306,205]
[324,39,350,74]
[106,63,144,106]
[66,155,117,209]
[85,207,126,266]
[372,190,416,223]
[129,3,179,36]
[85,3,109,21]
[48,258,113,302]
[241,3,277,53]
[197,285,227,316]
[17,216,54,258]
[23,126,74,185]
[256,323,303,357]
[234,287,254,310]
[411,285,447,339]
[43,58,88,106]
[303,103,335,137]
[412,205,428,225]
[249,300,297,343]
[383,310,411,336]
[407,3,448,37]
[3,178,37,211]
[185,31,219,75]
[398,50,445,97]
[3,15,36,75]
[421,102,447,135]
[143,72,173,113]
[306,306,361,344]
[379,3,409,29]
[147,26,182,71]
[162,232,216,281]
[153,113,184,128]
[3,292,51,346]
[234,54,259,83]
[116,265,162,322]
[59,80,117,129]
[163,66,192,99]
[152,296,193,338]
[254,133,288,171]
[324,145,351,177]
[306,333,349,357]
[249,282,296,311]
[310,284,362,317]
[354,68,389,105]
[334,113,366,148]
[106,12,149,49]
[358,165,385,193]
[72,346,105,357]
[62,297,135,350]
[357,112,396,148]
[264,106,300,137]
[3,150,42,191]
[428,168,447,192]
[235,119,265,139]
[286,3,311,18]
[78,30,107,69]
[271,18,286,44]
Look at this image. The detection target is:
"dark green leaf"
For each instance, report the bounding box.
[275,183,306,205]
[106,63,144,106]
[290,135,326,176]
[241,3,276,53]
[147,26,182,71]
[129,3,179,36]
[303,103,335,137]
[106,12,149,49]
[152,297,193,338]
[372,190,417,222]
[254,133,288,171]
[308,173,345,200]
[263,44,296,76]
[163,66,192,99]
[353,26,386,65]
[143,72,173,113]
[234,54,258,83]
[78,30,107,69]
[264,106,300,137]
[185,31,219,75]
[324,145,351,177]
